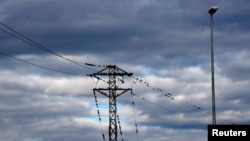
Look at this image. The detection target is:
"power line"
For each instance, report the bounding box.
[117,115,124,141]
[130,75,234,125]
[130,76,206,112]
[130,93,139,141]
[0,22,104,72]
[131,92,206,128]
[0,50,82,76]
[93,87,106,141]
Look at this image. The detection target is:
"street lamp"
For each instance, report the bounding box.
[208,6,218,125]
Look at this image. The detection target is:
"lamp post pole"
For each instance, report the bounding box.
[208,6,219,125]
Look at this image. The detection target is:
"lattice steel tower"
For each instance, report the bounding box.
[88,65,133,141]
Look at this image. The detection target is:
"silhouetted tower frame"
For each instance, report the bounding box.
[88,65,132,141]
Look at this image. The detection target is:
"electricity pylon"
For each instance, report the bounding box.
[88,65,133,141]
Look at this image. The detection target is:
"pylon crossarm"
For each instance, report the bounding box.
[94,88,132,97]
[93,89,109,97]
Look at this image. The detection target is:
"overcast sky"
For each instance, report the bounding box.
[1,0,250,141]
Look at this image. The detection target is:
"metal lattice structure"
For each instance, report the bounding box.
[88,65,132,141]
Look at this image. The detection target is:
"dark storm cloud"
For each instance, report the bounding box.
[1,0,249,70]
[1,0,210,58]
[1,0,249,56]
[0,0,153,55]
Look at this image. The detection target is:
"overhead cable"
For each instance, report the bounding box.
[0,50,82,76]
[0,22,104,72]
[131,92,206,128]
[130,75,234,125]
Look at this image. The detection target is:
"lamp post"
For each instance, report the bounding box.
[208,6,218,125]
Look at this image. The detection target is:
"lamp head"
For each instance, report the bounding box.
[208,6,219,15]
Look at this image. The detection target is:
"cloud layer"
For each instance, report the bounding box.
[1,0,250,141]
